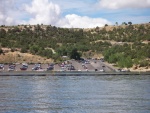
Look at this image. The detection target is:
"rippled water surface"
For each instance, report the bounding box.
[0,75,150,113]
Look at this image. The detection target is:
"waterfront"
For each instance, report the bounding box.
[0,75,150,113]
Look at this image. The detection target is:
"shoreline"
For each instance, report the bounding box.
[104,62,150,73]
[0,71,150,76]
[0,60,150,74]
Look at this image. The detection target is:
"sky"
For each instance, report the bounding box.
[0,0,150,28]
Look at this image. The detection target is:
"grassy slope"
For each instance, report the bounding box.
[0,51,53,64]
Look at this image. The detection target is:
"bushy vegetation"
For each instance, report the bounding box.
[0,23,150,67]
[0,48,3,54]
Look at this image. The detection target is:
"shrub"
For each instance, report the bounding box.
[0,48,3,54]
[139,60,149,67]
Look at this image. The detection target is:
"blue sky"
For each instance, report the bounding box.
[0,0,150,28]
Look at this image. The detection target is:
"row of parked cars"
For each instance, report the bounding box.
[0,63,16,71]
[59,62,75,71]
[0,63,54,71]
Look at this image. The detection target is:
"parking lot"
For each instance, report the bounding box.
[0,59,115,72]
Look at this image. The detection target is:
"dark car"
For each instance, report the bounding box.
[100,58,105,62]
[47,66,54,71]
[102,65,105,68]
[68,66,75,70]
[20,65,28,70]
[32,66,40,71]
[8,66,15,71]
[49,63,54,67]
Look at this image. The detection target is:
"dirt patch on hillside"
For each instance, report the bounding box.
[0,52,53,63]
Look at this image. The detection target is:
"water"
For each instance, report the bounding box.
[0,75,150,113]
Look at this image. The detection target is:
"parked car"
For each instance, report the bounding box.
[20,66,28,70]
[22,63,28,66]
[102,65,105,68]
[32,66,40,71]
[49,63,54,67]
[35,64,41,68]
[99,69,105,72]
[8,66,15,71]
[116,68,130,72]
[20,65,28,70]
[68,65,75,70]
[85,60,90,64]
[47,66,54,71]
[100,58,105,62]
[20,63,28,70]
[82,63,85,67]
[0,64,4,69]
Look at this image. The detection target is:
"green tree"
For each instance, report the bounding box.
[139,60,149,67]
[122,22,127,25]
[108,54,118,63]
[69,48,81,60]
[115,22,118,26]
[42,49,53,58]
[128,22,132,25]
[30,45,39,54]
[118,56,133,68]
[0,29,6,38]
[57,47,67,56]
[105,24,108,27]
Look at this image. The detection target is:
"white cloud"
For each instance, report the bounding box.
[24,0,60,25]
[0,0,112,28]
[99,0,150,9]
[0,0,150,28]
[0,0,16,25]
[23,0,111,28]
[61,14,111,28]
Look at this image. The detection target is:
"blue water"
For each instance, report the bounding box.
[0,75,150,113]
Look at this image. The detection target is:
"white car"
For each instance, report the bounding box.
[0,64,4,70]
[99,69,104,72]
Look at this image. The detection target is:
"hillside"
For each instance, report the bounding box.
[0,50,53,64]
[0,23,150,70]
